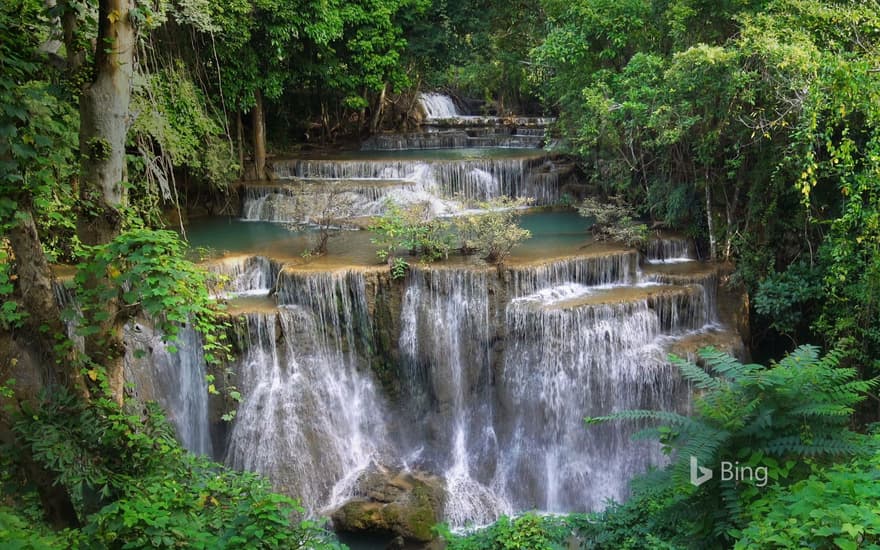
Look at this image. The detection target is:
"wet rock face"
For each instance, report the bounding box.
[331,466,446,543]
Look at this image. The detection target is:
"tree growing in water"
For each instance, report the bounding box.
[454,196,532,264]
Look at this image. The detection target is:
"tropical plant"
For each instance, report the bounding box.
[3,390,343,548]
[587,345,877,545]
[734,434,880,549]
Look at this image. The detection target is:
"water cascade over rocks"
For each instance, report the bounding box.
[117,93,745,539]
[241,93,566,223]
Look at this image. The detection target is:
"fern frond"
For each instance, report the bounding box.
[674,357,721,390]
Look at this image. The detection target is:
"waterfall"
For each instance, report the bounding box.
[226,270,390,512]
[646,237,694,264]
[420,93,462,119]
[507,252,639,297]
[208,255,280,297]
[54,281,213,456]
[276,157,560,204]
[496,291,691,511]
[240,181,422,222]
[125,323,214,456]
[398,268,511,526]
[361,130,546,151]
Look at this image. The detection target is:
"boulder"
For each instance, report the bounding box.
[332,466,446,543]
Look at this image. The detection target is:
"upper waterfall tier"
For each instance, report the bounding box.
[420,92,463,118]
[359,92,555,151]
[362,129,546,150]
[266,150,563,207]
[645,236,695,263]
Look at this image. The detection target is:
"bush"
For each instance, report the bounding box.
[3,391,343,549]
[734,435,880,549]
[439,513,584,550]
[369,201,454,278]
[577,197,649,250]
[588,345,877,546]
[453,197,532,264]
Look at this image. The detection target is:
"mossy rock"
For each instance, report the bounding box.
[331,467,445,543]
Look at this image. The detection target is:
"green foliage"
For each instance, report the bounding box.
[131,62,238,191]
[0,245,26,329]
[0,506,66,549]
[0,0,80,261]
[754,262,824,340]
[453,197,532,264]
[73,229,230,365]
[533,0,880,364]
[589,345,877,546]
[4,391,343,548]
[369,201,454,277]
[734,435,880,549]
[577,197,648,250]
[440,512,583,550]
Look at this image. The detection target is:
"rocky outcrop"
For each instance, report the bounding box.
[332,466,446,543]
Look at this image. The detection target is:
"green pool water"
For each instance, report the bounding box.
[183,210,602,266]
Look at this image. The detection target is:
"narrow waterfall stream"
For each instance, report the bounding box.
[129,93,743,538]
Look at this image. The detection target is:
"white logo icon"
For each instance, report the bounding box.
[690,456,712,486]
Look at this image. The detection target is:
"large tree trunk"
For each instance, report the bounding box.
[76,0,137,404]
[252,89,267,180]
[5,211,82,528]
[236,110,245,178]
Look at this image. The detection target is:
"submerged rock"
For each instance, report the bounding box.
[332,466,446,543]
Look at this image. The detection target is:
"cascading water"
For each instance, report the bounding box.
[420,92,462,119]
[125,322,214,456]
[54,282,213,456]
[208,255,280,297]
[226,270,390,512]
[496,287,695,511]
[281,157,560,204]
[646,236,694,263]
[397,268,511,526]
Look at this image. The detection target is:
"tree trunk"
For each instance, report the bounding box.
[5,211,82,528]
[236,110,245,178]
[252,89,267,180]
[7,212,84,392]
[76,0,136,405]
[371,83,387,133]
[77,0,135,246]
[705,177,717,260]
[60,0,86,75]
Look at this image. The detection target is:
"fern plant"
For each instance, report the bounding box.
[587,345,878,546]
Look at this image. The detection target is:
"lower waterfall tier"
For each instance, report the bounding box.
[199,251,739,529]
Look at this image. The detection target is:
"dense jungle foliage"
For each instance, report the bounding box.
[1,0,879,547]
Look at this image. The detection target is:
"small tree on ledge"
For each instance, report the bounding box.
[577,196,649,250]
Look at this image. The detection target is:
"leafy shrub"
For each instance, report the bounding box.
[369,201,454,278]
[0,506,66,549]
[734,436,880,549]
[577,197,648,250]
[74,229,231,365]
[5,390,343,549]
[439,513,583,550]
[453,197,532,264]
[754,262,824,341]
